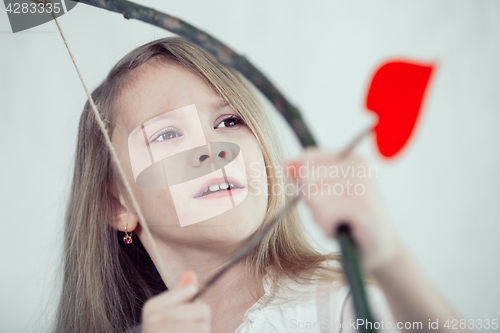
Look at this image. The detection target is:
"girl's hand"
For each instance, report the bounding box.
[141,270,211,333]
[286,147,402,273]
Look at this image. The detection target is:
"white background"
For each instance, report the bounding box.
[1,1,499,332]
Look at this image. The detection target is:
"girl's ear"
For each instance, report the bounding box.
[108,182,139,233]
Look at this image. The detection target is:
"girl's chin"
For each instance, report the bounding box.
[188,226,257,245]
[166,187,264,229]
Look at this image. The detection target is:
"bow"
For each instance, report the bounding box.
[49,0,377,330]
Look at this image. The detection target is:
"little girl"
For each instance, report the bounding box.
[54,37,468,333]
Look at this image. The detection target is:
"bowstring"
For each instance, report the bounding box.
[51,13,170,284]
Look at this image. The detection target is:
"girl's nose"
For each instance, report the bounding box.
[208,142,239,170]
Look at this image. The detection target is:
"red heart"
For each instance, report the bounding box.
[366,60,435,159]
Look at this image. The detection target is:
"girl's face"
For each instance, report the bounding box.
[112,61,268,247]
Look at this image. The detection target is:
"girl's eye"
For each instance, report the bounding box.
[216,116,244,129]
[151,129,181,143]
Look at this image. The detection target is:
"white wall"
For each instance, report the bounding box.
[1,1,499,332]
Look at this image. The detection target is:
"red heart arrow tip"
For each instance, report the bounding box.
[366,60,435,159]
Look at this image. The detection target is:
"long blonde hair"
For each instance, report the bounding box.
[54,36,343,333]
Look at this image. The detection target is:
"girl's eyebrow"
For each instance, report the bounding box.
[144,108,183,125]
[130,108,185,138]
[212,99,230,111]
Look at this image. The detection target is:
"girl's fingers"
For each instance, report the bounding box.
[285,160,301,182]
[142,270,211,333]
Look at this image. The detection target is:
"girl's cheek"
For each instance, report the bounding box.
[246,153,268,198]
[139,188,175,213]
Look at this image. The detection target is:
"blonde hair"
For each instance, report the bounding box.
[54,36,343,333]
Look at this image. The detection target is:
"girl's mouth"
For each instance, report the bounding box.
[196,185,245,200]
[194,176,245,199]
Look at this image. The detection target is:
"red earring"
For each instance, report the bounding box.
[123,225,133,244]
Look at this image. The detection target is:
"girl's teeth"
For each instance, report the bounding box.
[201,182,238,196]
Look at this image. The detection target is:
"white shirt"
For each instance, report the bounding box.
[234,273,401,333]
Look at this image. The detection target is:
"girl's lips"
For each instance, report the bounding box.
[194,187,245,200]
[194,175,245,198]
